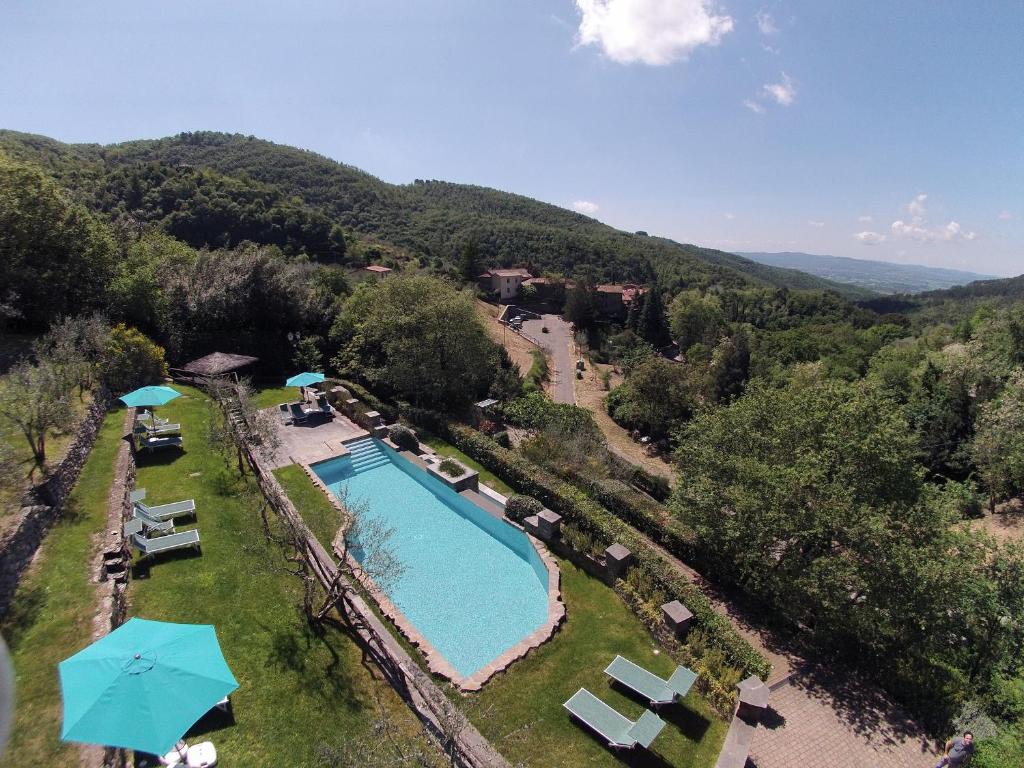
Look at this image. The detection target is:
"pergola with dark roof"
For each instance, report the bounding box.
[179,352,259,378]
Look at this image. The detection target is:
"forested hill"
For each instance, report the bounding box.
[0,129,866,297]
[739,251,995,294]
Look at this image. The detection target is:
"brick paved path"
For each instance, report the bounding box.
[749,664,937,768]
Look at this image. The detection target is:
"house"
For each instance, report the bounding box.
[478,268,533,300]
[363,264,393,277]
[521,276,565,303]
[596,283,646,318]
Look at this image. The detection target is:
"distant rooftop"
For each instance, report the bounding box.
[180,351,259,377]
[486,268,532,278]
[363,264,393,273]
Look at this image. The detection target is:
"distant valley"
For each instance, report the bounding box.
[737,251,996,295]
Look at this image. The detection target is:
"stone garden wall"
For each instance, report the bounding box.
[0,396,110,617]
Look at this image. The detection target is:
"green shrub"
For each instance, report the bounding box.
[504,494,543,523]
[497,392,598,436]
[493,430,511,449]
[523,349,550,393]
[336,377,398,422]
[438,457,463,477]
[103,324,168,392]
[389,424,418,451]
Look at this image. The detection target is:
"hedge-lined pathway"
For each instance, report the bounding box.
[609,507,937,767]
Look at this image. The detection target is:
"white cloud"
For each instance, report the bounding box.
[755,9,778,36]
[574,0,734,65]
[724,212,736,220]
[808,220,825,228]
[760,43,780,55]
[998,210,1014,221]
[855,231,886,245]
[743,99,765,114]
[763,72,796,106]
[858,215,873,223]
[889,193,977,243]
[572,200,600,215]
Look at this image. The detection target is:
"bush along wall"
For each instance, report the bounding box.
[406,414,771,683]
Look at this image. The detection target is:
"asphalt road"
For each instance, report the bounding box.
[521,314,575,404]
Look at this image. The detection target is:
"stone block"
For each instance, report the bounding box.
[536,509,562,541]
[736,675,769,723]
[604,543,632,579]
[661,600,694,637]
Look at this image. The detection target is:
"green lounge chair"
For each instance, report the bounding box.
[563,688,665,749]
[134,496,196,522]
[138,435,183,452]
[131,529,201,559]
[604,655,698,706]
[124,515,174,537]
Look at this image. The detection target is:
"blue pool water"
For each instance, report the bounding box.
[311,439,549,677]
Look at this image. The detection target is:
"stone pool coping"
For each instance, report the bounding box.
[299,440,565,692]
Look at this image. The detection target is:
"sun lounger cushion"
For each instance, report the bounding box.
[604,655,697,705]
[563,688,665,749]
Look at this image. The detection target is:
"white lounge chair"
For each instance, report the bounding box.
[134,496,197,522]
[604,655,697,706]
[132,529,201,559]
[563,688,665,749]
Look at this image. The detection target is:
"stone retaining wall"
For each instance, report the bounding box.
[0,396,110,617]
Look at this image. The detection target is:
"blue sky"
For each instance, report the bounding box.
[1,0,1021,275]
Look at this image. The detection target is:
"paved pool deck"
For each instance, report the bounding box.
[262,407,368,469]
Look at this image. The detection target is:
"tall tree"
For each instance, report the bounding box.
[0,156,115,326]
[636,285,670,347]
[563,281,595,330]
[331,275,499,408]
[0,359,75,466]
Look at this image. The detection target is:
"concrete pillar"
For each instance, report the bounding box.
[604,543,632,580]
[661,600,694,638]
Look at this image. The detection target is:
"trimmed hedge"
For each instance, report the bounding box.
[389,424,418,451]
[504,494,543,523]
[335,377,398,422]
[441,423,770,679]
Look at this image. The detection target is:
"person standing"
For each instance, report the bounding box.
[934,731,974,767]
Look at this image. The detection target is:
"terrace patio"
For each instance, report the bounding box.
[261,405,367,469]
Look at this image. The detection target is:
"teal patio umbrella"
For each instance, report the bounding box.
[59,618,238,755]
[118,385,182,409]
[285,371,325,388]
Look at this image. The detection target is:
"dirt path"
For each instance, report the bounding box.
[574,359,676,484]
[476,301,546,390]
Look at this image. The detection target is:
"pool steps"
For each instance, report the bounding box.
[344,437,390,474]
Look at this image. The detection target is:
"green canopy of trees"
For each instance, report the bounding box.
[331,275,500,408]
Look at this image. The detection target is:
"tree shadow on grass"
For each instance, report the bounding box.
[134,448,187,469]
[260,616,363,712]
[130,546,203,580]
[0,582,46,651]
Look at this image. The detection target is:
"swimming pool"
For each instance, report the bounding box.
[311,438,551,679]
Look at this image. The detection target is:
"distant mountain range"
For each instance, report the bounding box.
[737,252,996,295]
[0,130,872,301]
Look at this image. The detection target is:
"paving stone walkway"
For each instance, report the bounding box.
[749,664,937,768]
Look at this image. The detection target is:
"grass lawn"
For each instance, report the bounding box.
[272,464,342,550]
[0,388,95,531]
[251,385,296,411]
[106,387,426,766]
[0,408,127,766]
[274,464,726,767]
[422,435,515,497]
[472,560,726,768]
